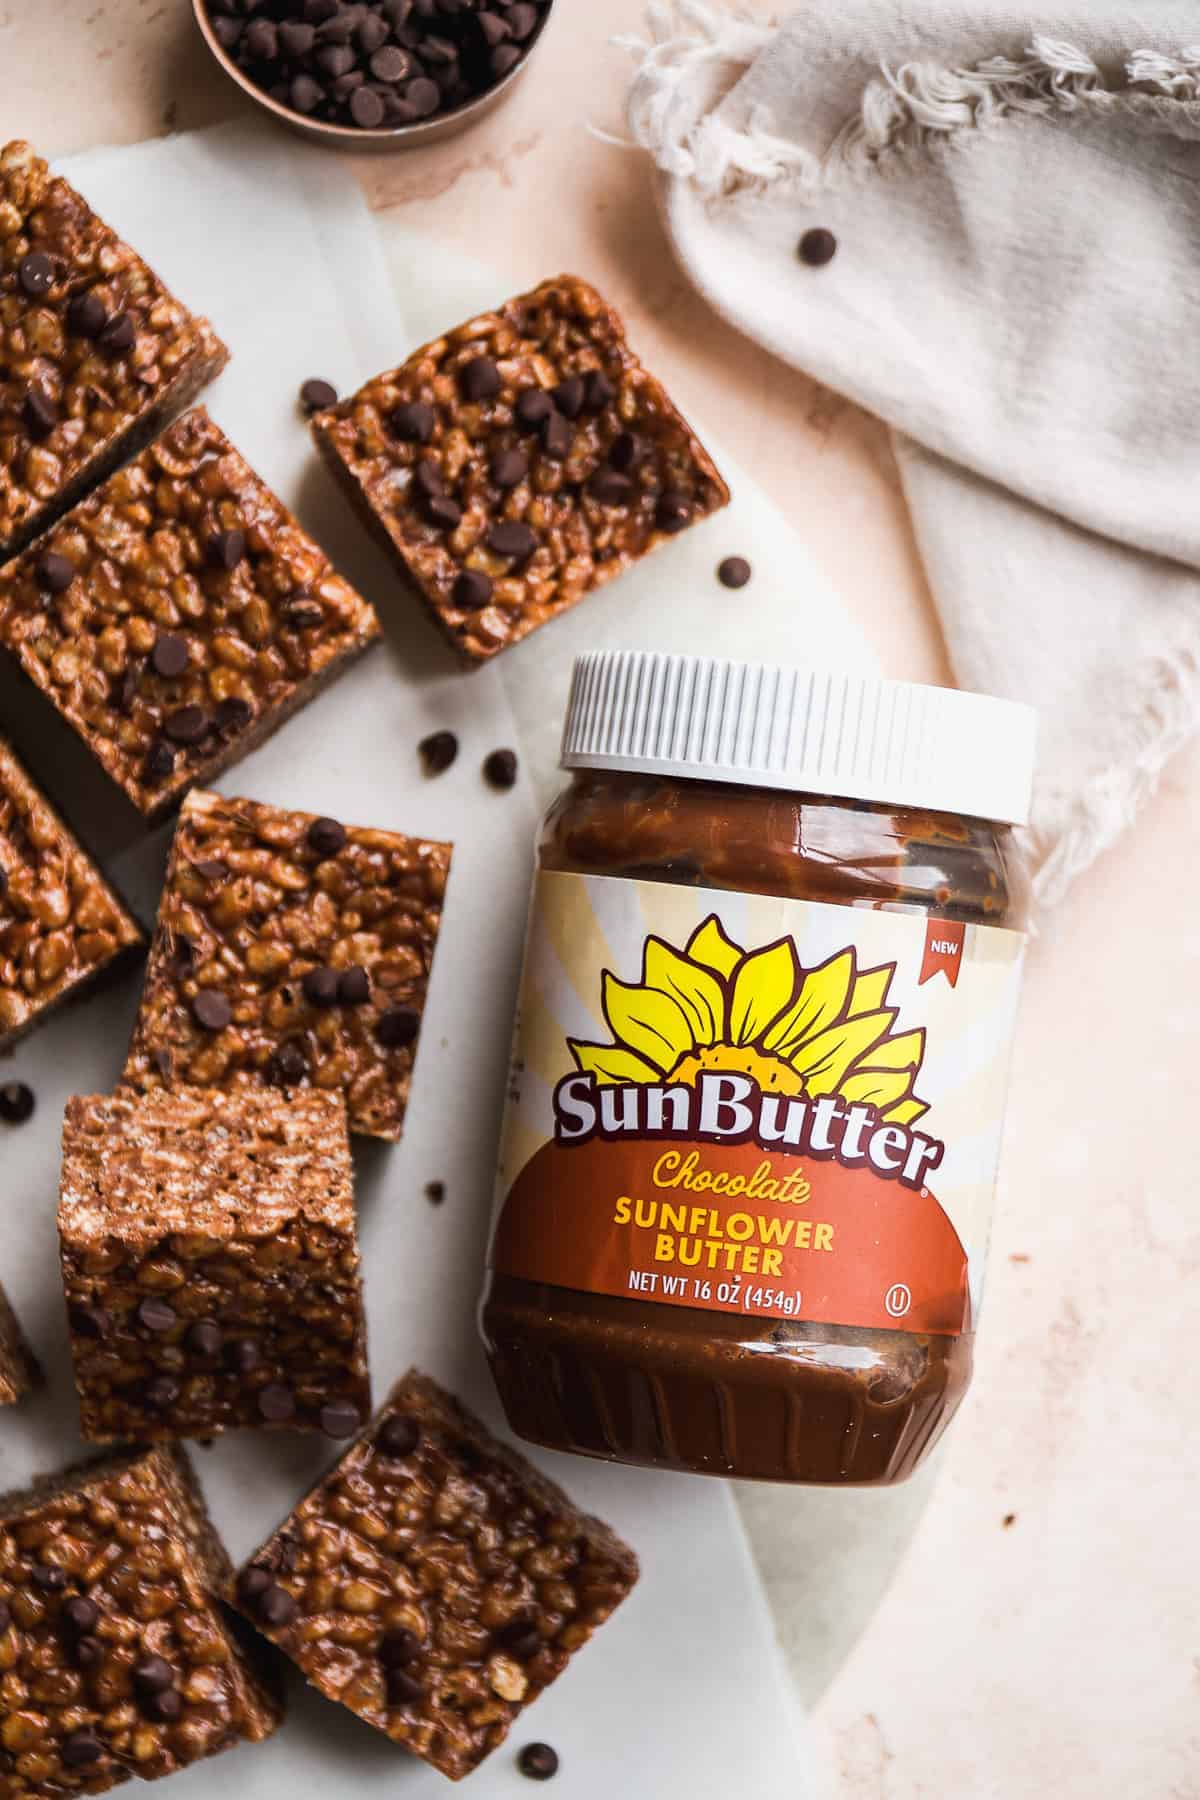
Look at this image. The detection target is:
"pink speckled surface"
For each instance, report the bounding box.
[10,2,1199,1793]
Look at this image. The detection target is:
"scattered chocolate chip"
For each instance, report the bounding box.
[460,356,501,403]
[377,1005,420,1049]
[379,1625,421,1667]
[799,226,838,267]
[413,458,446,499]
[260,1583,298,1628]
[66,290,108,338]
[192,989,232,1032]
[75,1636,102,1668]
[501,1620,543,1660]
[515,387,553,430]
[0,1082,35,1124]
[238,1567,273,1603]
[717,555,752,589]
[62,1597,100,1636]
[268,1040,308,1087]
[192,859,227,882]
[584,369,615,411]
[377,1413,420,1458]
[32,1565,66,1593]
[491,447,528,489]
[300,377,338,414]
[338,966,371,1005]
[551,374,585,419]
[320,1400,362,1439]
[424,492,462,530]
[186,1320,223,1358]
[608,431,643,472]
[283,599,324,631]
[419,729,459,775]
[99,310,136,353]
[484,747,518,790]
[70,1304,111,1340]
[144,1688,183,1723]
[540,411,573,461]
[386,1666,425,1704]
[228,1337,261,1374]
[35,550,75,594]
[152,632,189,678]
[303,965,340,1008]
[164,704,209,745]
[133,1655,175,1698]
[351,85,386,128]
[425,1180,446,1206]
[206,528,246,571]
[518,1742,560,1781]
[307,816,347,858]
[587,467,633,505]
[62,1731,104,1769]
[136,1296,176,1334]
[655,490,693,533]
[391,401,435,443]
[145,1375,181,1408]
[258,1383,297,1424]
[17,252,54,298]
[485,520,537,561]
[23,385,57,440]
[143,740,176,785]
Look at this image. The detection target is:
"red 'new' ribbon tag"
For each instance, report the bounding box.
[919,919,965,987]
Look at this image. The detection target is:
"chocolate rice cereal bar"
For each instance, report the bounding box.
[0,1442,282,1796]
[0,140,228,559]
[0,736,141,1052]
[312,273,730,664]
[0,1280,39,1407]
[123,788,451,1140]
[59,1087,370,1445]
[0,408,380,823]
[235,1370,638,1782]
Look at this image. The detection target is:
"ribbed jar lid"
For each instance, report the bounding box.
[560,652,1036,826]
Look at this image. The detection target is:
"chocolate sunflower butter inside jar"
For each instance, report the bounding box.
[482,652,1036,1485]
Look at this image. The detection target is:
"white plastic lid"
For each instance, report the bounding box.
[561,652,1036,826]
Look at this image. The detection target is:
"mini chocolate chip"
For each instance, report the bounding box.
[258,1383,296,1423]
[799,226,838,267]
[413,458,446,499]
[518,1742,560,1781]
[338,966,371,1005]
[70,1304,110,1340]
[386,1666,425,1704]
[424,493,462,530]
[540,411,573,461]
[307,816,347,858]
[379,1626,421,1667]
[491,447,528,489]
[145,1374,181,1408]
[268,1040,308,1087]
[137,1296,176,1333]
[62,1596,100,1636]
[144,1688,183,1723]
[377,1006,420,1049]
[507,3,540,40]
[152,632,189,678]
[405,75,442,117]
[551,375,585,419]
[206,528,246,570]
[655,490,693,533]
[32,1565,66,1592]
[501,1621,543,1660]
[608,431,643,472]
[320,1400,362,1439]
[377,1413,420,1458]
[238,1567,273,1602]
[35,550,74,593]
[484,747,518,790]
[419,729,459,775]
[718,555,752,589]
[75,1636,102,1668]
[492,42,522,77]
[228,1337,261,1373]
[587,467,633,505]
[17,252,53,297]
[133,1656,174,1695]
[453,569,492,611]
[192,860,227,882]
[186,1320,223,1358]
[260,1583,298,1628]
[143,740,176,784]
[303,965,340,1008]
[300,377,338,413]
[351,86,386,129]
[192,989,232,1032]
[23,386,57,440]
[67,290,108,338]
[460,357,501,403]
[584,369,615,411]
[164,704,209,744]
[515,387,553,430]
[391,401,435,443]
[99,310,135,352]
[62,1731,104,1769]
[485,520,537,561]
[0,1082,34,1124]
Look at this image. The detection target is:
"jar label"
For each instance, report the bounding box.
[489,872,1025,1335]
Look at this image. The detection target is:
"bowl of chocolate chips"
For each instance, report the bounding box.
[195,0,554,150]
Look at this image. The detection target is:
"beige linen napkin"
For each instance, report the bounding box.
[623,1,1200,904]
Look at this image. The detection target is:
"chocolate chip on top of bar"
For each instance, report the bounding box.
[0,140,229,559]
[235,1370,638,1782]
[0,736,142,1052]
[0,1442,282,1796]
[123,789,451,1141]
[311,274,730,664]
[0,408,380,823]
[59,1087,370,1445]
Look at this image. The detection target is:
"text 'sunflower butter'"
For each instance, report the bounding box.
[481,653,1036,1485]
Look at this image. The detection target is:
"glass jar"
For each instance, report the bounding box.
[482,654,1035,1485]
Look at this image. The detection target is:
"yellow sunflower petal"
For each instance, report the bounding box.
[729,939,798,1045]
[855,1028,926,1073]
[764,949,854,1054]
[839,1069,916,1111]
[789,1009,896,1094]
[602,974,694,1073]
[882,1096,930,1127]
[685,916,743,979]
[849,965,892,1017]
[570,1042,662,1086]
[643,938,725,1046]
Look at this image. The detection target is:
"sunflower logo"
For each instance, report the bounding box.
[568,917,929,1127]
